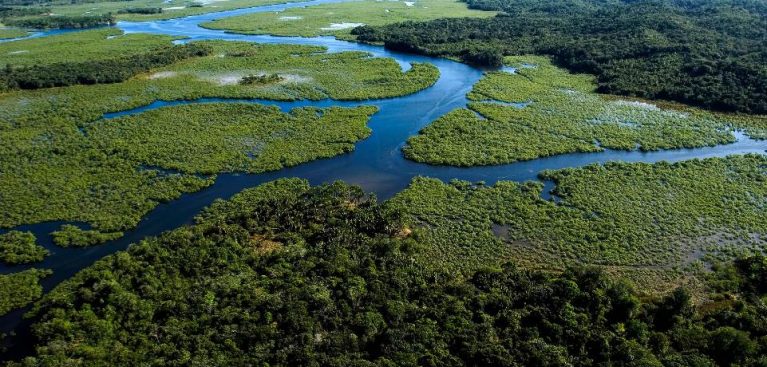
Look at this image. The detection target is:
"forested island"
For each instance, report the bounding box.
[0,0,765,365]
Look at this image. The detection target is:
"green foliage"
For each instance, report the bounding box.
[388,155,767,288]
[1,42,210,90]
[404,56,766,166]
[0,268,50,316]
[0,27,27,39]
[353,0,767,114]
[0,41,435,233]
[0,0,308,23]
[0,28,179,68]
[51,224,123,247]
[239,73,282,85]
[0,230,47,264]
[116,7,162,14]
[9,179,767,365]
[87,103,378,174]
[203,0,495,39]
[2,13,113,29]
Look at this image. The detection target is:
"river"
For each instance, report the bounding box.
[0,0,765,355]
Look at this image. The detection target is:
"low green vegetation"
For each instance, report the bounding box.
[0,28,179,67]
[389,155,767,292]
[1,103,375,232]
[203,0,495,39]
[0,29,207,91]
[353,0,767,114]
[404,56,766,166]
[0,268,50,316]
[89,103,378,174]
[0,27,27,39]
[0,230,48,264]
[1,13,113,29]
[51,224,123,247]
[0,0,297,25]
[8,178,767,365]
[1,40,435,235]
[2,42,209,90]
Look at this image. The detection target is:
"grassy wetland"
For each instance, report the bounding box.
[0,0,297,25]
[203,0,495,39]
[404,56,767,166]
[389,155,767,292]
[0,33,437,234]
[0,28,28,39]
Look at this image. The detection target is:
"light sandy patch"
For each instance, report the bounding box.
[164,6,186,10]
[614,100,661,111]
[279,16,302,20]
[280,74,313,83]
[320,22,365,31]
[404,1,414,6]
[214,73,243,85]
[148,71,178,79]
[7,50,28,55]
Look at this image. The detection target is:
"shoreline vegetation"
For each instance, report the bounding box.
[0,33,438,238]
[389,155,767,293]
[403,56,767,167]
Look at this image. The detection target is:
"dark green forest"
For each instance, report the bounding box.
[1,14,114,29]
[0,43,209,90]
[7,179,766,366]
[353,0,767,114]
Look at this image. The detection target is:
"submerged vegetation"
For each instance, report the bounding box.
[5,179,766,365]
[0,268,50,317]
[203,0,495,39]
[405,56,766,166]
[0,38,436,234]
[0,230,47,265]
[389,155,767,291]
[353,0,767,114]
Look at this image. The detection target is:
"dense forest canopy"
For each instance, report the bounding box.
[4,179,766,366]
[353,0,767,113]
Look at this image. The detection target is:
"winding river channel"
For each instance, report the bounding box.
[1,0,766,351]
